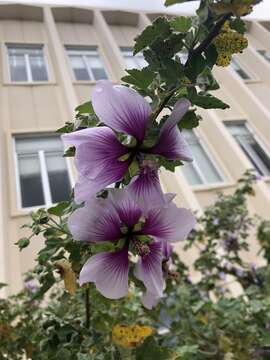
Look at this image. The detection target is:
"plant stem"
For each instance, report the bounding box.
[85,287,90,329]
[154,13,231,120]
[188,13,231,61]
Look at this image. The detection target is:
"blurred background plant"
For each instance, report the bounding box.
[2,171,270,359]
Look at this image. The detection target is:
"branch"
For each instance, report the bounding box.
[188,13,231,61]
[154,13,231,120]
[85,287,90,328]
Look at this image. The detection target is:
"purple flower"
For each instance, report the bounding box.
[24,280,38,293]
[68,189,196,309]
[63,81,192,206]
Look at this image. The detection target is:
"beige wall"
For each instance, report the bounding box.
[0,4,270,294]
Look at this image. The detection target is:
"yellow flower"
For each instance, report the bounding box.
[112,324,153,349]
[213,22,248,67]
[216,52,232,67]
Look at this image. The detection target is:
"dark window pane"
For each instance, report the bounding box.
[69,55,90,80]
[74,68,90,80]
[91,67,108,80]
[9,54,27,82]
[29,54,48,81]
[46,152,71,203]
[18,154,45,207]
[227,123,270,176]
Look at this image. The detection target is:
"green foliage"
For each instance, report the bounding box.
[187,88,229,109]
[179,110,201,129]
[121,68,155,89]
[170,17,192,33]
[4,171,270,359]
[2,1,265,359]
[134,18,171,55]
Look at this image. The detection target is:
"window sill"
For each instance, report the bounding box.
[244,78,262,84]
[192,182,236,193]
[11,206,43,218]
[72,80,115,85]
[3,81,57,86]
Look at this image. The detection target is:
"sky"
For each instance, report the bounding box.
[0,0,269,20]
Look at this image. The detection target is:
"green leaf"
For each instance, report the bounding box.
[175,344,199,358]
[188,88,229,109]
[16,237,30,251]
[56,122,74,134]
[64,146,75,157]
[134,17,171,54]
[205,44,218,69]
[185,54,206,81]
[136,337,172,360]
[75,101,94,114]
[170,16,192,33]
[159,157,182,172]
[48,201,70,216]
[160,59,184,85]
[179,110,201,130]
[230,18,246,34]
[122,68,155,89]
[165,0,196,6]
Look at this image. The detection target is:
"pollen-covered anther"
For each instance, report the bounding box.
[140,159,159,173]
[133,239,150,257]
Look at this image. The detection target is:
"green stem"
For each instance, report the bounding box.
[154,13,231,120]
[85,287,90,329]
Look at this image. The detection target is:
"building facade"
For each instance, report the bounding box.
[1,3,270,295]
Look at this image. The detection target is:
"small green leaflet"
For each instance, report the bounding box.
[134,17,171,54]
[170,16,192,33]
[122,68,155,89]
[188,88,230,110]
[75,101,94,114]
[179,110,201,130]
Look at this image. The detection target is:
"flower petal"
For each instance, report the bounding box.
[127,168,165,211]
[150,99,193,161]
[79,247,129,299]
[92,81,151,142]
[109,190,142,228]
[68,196,122,242]
[142,201,196,242]
[141,291,162,310]
[134,242,164,298]
[63,127,129,181]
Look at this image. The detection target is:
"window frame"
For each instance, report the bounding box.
[65,46,108,82]
[181,128,224,187]
[224,120,270,177]
[12,133,74,211]
[230,56,254,81]
[120,47,146,70]
[257,49,270,64]
[6,43,49,83]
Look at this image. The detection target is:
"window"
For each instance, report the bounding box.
[120,47,147,70]
[7,45,48,82]
[14,135,72,209]
[230,57,251,80]
[181,130,223,186]
[257,49,270,63]
[66,46,108,81]
[225,122,270,176]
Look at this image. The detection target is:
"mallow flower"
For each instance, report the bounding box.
[68,189,196,309]
[63,81,192,206]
